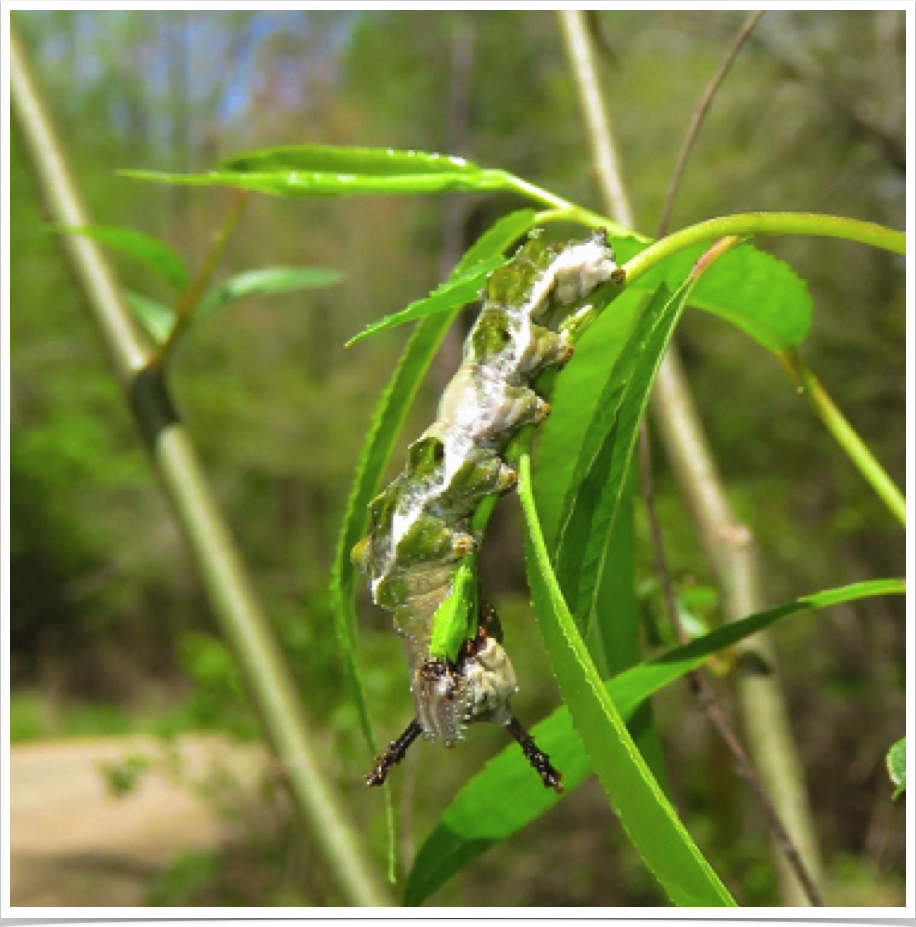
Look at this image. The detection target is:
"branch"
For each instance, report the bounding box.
[10,26,391,908]
[625,212,905,286]
[657,11,764,237]
[156,190,249,368]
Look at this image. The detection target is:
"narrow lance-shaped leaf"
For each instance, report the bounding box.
[519,452,736,907]
[122,145,515,198]
[56,224,189,292]
[346,258,506,347]
[555,282,690,636]
[404,577,904,905]
[197,266,343,319]
[222,145,485,176]
[535,288,668,780]
[124,268,342,343]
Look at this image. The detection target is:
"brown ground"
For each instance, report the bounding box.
[9,735,267,907]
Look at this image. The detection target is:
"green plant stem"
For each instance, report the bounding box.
[624,212,905,282]
[156,190,250,368]
[505,175,639,241]
[535,204,905,287]
[780,349,906,527]
[11,27,391,908]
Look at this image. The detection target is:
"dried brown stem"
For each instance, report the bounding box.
[657,11,764,238]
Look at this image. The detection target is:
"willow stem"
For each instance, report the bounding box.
[779,349,906,527]
[11,26,390,907]
[623,212,905,285]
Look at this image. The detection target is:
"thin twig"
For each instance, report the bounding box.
[657,11,764,238]
[156,189,250,368]
[779,349,905,527]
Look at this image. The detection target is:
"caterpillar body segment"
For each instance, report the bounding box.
[353,231,618,790]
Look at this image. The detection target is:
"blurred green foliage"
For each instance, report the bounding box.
[10,9,905,907]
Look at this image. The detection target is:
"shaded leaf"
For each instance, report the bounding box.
[57,225,188,292]
[534,288,646,546]
[346,258,505,347]
[535,288,667,780]
[405,577,903,905]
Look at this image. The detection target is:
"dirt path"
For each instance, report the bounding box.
[10,735,268,907]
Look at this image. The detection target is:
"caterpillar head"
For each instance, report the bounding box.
[413,659,472,746]
[413,621,518,745]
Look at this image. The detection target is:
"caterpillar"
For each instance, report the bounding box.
[352,230,619,791]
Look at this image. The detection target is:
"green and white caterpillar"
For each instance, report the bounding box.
[353,230,619,791]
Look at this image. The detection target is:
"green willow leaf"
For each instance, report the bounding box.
[222,145,485,177]
[197,266,343,319]
[534,289,646,546]
[535,288,667,778]
[556,282,690,635]
[459,209,538,268]
[887,737,906,799]
[124,268,341,344]
[57,224,189,292]
[405,577,903,906]
[519,454,735,907]
[609,236,812,351]
[125,291,174,344]
[121,146,513,198]
[346,258,505,347]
